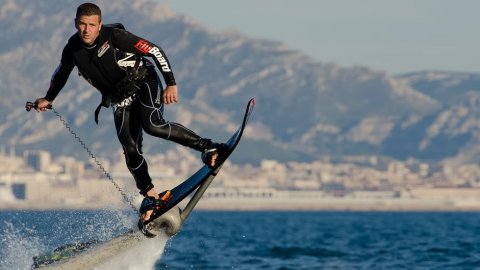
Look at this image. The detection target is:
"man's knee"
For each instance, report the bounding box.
[121,142,144,169]
[123,143,140,156]
[142,120,170,138]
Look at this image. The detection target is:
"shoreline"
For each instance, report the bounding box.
[2,196,480,212]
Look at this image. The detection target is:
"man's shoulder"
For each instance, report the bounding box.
[65,33,81,46]
[104,23,126,30]
[101,23,128,39]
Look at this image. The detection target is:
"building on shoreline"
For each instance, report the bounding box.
[1,148,480,211]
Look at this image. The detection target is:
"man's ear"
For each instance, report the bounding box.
[74,18,78,29]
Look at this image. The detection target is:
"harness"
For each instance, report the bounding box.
[94,54,148,124]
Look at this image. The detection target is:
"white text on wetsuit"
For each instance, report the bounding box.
[134,40,171,72]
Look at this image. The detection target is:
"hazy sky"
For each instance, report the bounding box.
[159,0,479,75]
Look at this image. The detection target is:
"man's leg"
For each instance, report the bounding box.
[137,76,225,166]
[114,105,165,220]
[113,105,156,192]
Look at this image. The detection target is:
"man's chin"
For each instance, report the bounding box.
[81,38,94,45]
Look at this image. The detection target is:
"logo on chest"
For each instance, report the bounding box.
[97,41,111,57]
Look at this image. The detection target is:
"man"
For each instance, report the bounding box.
[34,3,226,221]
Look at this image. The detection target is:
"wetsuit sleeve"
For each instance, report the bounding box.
[111,28,176,86]
[45,43,75,102]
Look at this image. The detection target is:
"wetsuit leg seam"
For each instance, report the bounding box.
[129,157,145,171]
[117,108,126,136]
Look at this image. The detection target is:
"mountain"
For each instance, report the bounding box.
[1,0,479,166]
[395,72,480,164]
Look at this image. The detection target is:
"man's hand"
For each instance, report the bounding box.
[163,85,178,105]
[34,98,52,112]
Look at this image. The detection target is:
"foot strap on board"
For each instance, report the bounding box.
[201,143,229,169]
[139,190,172,215]
[138,190,172,237]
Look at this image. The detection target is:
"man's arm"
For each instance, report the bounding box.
[35,43,75,111]
[45,44,75,102]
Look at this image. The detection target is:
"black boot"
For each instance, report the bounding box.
[201,143,229,168]
[139,190,172,217]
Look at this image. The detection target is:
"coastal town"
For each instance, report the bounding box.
[1,146,480,211]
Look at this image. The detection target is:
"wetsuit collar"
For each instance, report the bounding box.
[81,38,98,50]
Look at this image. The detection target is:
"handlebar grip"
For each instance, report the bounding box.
[25,101,52,111]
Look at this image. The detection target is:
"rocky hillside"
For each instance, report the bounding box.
[1,0,479,165]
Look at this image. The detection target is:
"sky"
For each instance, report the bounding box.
[159,0,479,75]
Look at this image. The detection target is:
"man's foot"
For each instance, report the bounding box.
[139,190,172,221]
[201,143,228,168]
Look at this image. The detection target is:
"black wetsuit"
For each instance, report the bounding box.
[45,24,212,195]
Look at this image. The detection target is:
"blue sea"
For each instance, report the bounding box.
[1,210,480,269]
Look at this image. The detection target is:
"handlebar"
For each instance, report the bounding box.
[25,101,52,112]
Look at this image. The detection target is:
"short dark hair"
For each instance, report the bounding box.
[76,3,102,20]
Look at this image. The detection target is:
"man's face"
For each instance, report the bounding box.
[75,15,101,45]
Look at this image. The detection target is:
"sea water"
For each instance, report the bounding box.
[1,211,480,269]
